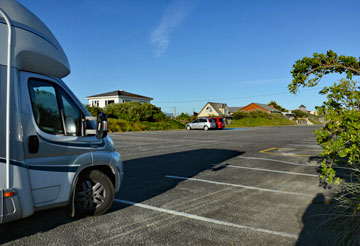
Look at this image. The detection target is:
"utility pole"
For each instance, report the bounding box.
[174,107,177,119]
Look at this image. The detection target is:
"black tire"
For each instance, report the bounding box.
[75,170,114,217]
[204,125,209,131]
[186,125,191,130]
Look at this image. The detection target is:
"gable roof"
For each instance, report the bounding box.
[242,103,281,113]
[228,107,243,113]
[199,102,228,116]
[86,90,153,100]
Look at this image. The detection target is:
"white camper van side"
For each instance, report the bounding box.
[0,0,123,224]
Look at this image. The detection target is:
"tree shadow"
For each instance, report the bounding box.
[0,148,243,244]
[296,193,333,246]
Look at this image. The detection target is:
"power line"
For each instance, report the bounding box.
[153,87,320,104]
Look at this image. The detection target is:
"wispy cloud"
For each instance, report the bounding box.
[150,1,193,58]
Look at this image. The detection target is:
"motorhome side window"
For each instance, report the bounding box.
[29,79,82,136]
[29,80,64,135]
[59,88,82,136]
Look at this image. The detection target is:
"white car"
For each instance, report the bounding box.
[185,118,216,130]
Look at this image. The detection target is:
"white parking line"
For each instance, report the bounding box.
[212,164,318,177]
[165,175,312,197]
[237,156,307,166]
[114,199,298,239]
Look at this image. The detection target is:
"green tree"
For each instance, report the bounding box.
[233,111,250,120]
[268,101,287,112]
[104,102,165,122]
[85,105,102,116]
[288,50,360,184]
[292,109,308,119]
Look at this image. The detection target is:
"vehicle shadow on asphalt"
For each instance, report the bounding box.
[112,148,243,205]
[0,148,243,244]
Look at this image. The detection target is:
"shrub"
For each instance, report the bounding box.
[85,105,102,116]
[250,110,271,119]
[140,120,184,131]
[233,111,250,120]
[292,109,309,119]
[108,118,138,132]
[323,166,360,246]
[268,101,287,112]
[104,102,165,122]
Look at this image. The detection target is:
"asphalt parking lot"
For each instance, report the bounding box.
[1,125,332,245]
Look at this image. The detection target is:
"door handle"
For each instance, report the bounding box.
[29,135,39,154]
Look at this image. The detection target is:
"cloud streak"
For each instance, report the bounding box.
[151,1,193,58]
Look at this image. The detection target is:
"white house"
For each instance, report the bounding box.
[86,90,153,108]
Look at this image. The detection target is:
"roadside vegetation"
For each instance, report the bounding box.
[291,109,322,124]
[86,102,184,132]
[229,110,296,127]
[289,50,360,245]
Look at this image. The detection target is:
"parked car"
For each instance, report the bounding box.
[186,118,216,130]
[209,117,225,129]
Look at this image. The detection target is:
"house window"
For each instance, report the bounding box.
[206,106,212,113]
[92,100,99,107]
[91,100,99,107]
[105,100,114,106]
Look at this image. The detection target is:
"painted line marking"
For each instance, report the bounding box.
[286,144,322,149]
[114,199,298,239]
[259,147,314,157]
[212,164,318,177]
[236,156,308,166]
[165,175,311,197]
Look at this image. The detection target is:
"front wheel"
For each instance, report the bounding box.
[204,126,209,131]
[75,170,114,217]
[186,125,191,130]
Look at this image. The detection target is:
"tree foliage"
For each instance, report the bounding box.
[268,101,287,112]
[291,109,309,119]
[315,79,360,184]
[104,102,165,122]
[289,50,360,94]
[85,105,102,116]
[288,50,360,184]
[233,111,250,120]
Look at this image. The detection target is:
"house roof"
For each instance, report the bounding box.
[228,107,243,113]
[243,103,281,113]
[199,102,228,116]
[86,90,153,100]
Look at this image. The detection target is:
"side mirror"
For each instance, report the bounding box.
[84,112,108,138]
[96,112,108,139]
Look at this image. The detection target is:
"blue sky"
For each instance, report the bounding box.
[18,0,360,114]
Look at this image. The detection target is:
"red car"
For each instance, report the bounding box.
[209,117,225,129]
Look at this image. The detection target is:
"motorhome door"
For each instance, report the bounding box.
[20,72,93,207]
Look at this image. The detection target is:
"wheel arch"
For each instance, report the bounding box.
[69,164,116,217]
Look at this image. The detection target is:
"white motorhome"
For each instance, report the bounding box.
[0,0,123,224]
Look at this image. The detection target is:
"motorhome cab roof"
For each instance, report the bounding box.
[0,0,70,78]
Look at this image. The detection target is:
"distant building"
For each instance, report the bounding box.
[281,111,295,120]
[86,90,153,108]
[198,102,230,118]
[228,107,243,116]
[298,104,309,112]
[240,103,281,114]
